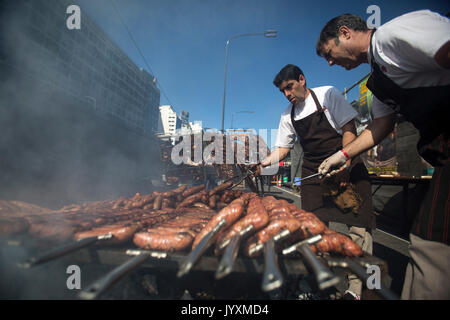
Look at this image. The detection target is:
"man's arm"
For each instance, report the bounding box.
[318,113,396,175]
[261,147,291,167]
[344,113,396,158]
[341,119,357,168]
[253,147,291,176]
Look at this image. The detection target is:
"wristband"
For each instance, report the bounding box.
[340,149,350,161]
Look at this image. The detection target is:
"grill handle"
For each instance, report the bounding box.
[344,258,398,300]
[215,235,240,279]
[297,244,340,290]
[79,253,150,300]
[177,218,227,278]
[18,234,111,268]
[261,238,284,292]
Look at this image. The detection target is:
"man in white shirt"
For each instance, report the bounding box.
[316,10,450,299]
[257,64,375,299]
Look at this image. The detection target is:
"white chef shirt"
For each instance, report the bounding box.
[275,86,358,148]
[367,10,450,119]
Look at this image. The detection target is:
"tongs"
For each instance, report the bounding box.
[215,224,254,279]
[261,238,284,292]
[18,234,113,268]
[177,218,227,277]
[327,257,398,300]
[79,249,167,300]
[230,166,259,193]
[282,235,340,290]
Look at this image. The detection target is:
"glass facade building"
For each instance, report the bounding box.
[1,0,160,134]
[0,0,163,207]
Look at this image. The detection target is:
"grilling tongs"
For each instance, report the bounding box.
[215,224,254,279]
[282,235,340,290]
[79,250,167,300]
[18,234,113,268]
[177,218,227,278]
[261,238,284,292]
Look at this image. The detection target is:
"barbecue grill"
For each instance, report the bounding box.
[1,224,391,300]
[0,180,396,300]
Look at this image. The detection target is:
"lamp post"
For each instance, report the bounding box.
[231,110,254,129]
[221,30,277,133]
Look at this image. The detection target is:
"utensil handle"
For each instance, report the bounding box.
[261,239,284,292]
[79,253,150,300]
[177,218,226,277]
[297,244,340,290]
[345,258,398,300]
[20,236,100,268]
[215,235,240,279]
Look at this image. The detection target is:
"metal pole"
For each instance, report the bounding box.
[221,31,277,133]
[221,39,230,133]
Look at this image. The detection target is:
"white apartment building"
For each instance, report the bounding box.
[158,105,180,136]
[158,106,204,144]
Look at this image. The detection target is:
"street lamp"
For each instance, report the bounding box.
[221,30,278,133]
[231,110,254,129]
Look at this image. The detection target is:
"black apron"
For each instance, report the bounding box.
[291,89,375,229]
[366,30,450,244]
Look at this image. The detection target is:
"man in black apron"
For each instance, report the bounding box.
[257,64,375,299]
[316,11,450,299]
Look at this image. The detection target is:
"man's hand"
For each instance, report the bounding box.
[249,163,263,177]
[318,150,347,176]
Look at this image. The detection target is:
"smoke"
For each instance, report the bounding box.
[0,0,163,209]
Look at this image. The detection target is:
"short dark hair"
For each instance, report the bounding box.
[316,14,368,56]
[273,64,304,87]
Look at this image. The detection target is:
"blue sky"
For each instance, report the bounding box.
[76,0,448,134]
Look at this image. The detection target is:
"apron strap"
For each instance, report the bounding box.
[290,89,323,126]
[309,89,323,113]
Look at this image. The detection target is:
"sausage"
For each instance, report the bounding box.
[153,195,162,210]
[29,222,78,242]
[201,193,209,204]
[215,201,228,210]
[181,185,205,197]
[176,191,207,209]
[74,224,139,245]
[0,217,29,235]
[192,197,247,249]
[161,198,176,209]
[309,229,363,257]
[208,195,218,209]
[208,181,233,197]
[220,190,231,203]
[290,209,326,237]
[192,202,211,210]
[160,185,187,198]
[243,217,303,257]
[133,230,194,252]
[112,197,127,210]
[215,197,269,251]
[126,194,156,210]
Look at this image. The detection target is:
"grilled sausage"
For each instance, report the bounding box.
[208,181,233,197]
[0,217,29,235]
[181,185,205,197]
[74,224,140,245]
[160,185,187,198]
[208,195,218,209]
[153,195,162,210]
[215,197,269,250]
[176,191,207,209]
[192,197,247,249]
[309,229,363,257]
[192,202,211,210]
[133,229,194,252]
